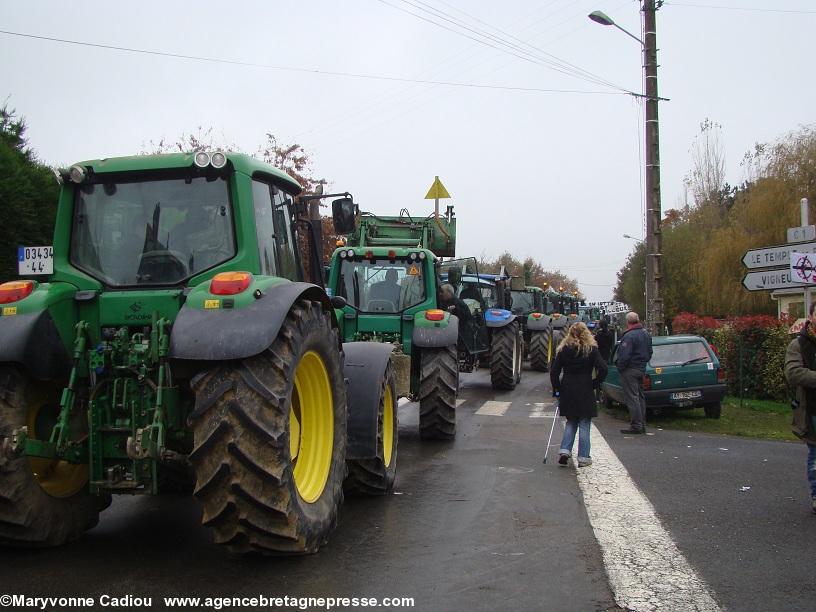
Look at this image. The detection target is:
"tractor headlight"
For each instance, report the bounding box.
[346,249,355,259]
[210,151,227,168]
[193,151,211,168]
[418,251,426,260]
[339,250,347,259]
[408,252,417,261]
[68,165,86,184]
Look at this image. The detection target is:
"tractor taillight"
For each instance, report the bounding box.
[642,374,652,391]
[0,280,34,304]
[531,313,543,319]
[425,309,445,321]
[717,368,726,384]
[210,272,252,296]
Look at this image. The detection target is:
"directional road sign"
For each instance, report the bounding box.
[742,269,807,292]
[742,241,816,269]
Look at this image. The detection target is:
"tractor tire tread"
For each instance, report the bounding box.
[418,345,458,440]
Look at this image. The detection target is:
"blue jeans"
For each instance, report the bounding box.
[559,417,591,459]
[808,444,816,498]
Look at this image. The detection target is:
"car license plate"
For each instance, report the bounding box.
[670,390,702,401]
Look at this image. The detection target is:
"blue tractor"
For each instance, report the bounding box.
[440,260,522,390]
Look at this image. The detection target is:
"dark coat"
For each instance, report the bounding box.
[595,326,615,361]
[783,324,816,444]
[439,295,471,323]
[550,345,608,420]
[617,324,653,371]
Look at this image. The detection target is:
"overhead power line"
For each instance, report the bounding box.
[376,0,636,94]
[666,2,816,14]
[0,29,626,96]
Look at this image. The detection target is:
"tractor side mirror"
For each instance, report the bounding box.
[330,295,347,309]
[332,197,357,234]
[447,266,462,288]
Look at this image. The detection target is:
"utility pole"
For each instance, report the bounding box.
[643,0,663,335]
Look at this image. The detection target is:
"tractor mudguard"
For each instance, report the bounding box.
[169,282,334,361]
[527,315,551,331]
[0,310,71,381]
[484,308,516,328]
[412,313,459,348]
[342,341,394,460]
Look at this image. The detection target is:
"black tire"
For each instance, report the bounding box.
[0,366,108,547]
[704,402,722,419]
[419,345,458,440]
[190,299,346,554]
[490,322,520,391]
[346,363,398,495]
[529,331,549,372]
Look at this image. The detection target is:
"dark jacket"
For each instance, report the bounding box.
[617,324,653,371]
[783,324,816,444]
[439,295,471,323]
[550,345,608,420]
[595,325,615,361]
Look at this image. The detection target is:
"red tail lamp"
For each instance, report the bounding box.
[531,313,543,319]
[642,374,652,391]
[717,368,726,384]
[425,309,445,321]
[0,281,35,304]
[210,272,252,296]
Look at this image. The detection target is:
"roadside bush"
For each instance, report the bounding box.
[705,315,790,400]
[672,312,720,341]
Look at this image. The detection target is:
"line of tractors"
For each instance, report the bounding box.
[0,152,586,554]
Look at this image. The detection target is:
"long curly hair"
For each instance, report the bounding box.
[556,322,597,357]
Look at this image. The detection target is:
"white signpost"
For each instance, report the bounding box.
[742,242,816,269]
[742,269,806,292]
[787,225,816,243]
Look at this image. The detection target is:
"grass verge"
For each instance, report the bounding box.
[603,395,797,441]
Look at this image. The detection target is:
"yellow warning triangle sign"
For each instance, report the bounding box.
[424,176,451,200]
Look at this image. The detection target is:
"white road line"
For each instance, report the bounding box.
[474,400,511,416]
[575,426,721,611]
[529,402,556,418]
[456,398,467,407]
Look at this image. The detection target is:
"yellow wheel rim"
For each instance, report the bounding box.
[26,392,88,499]
[290,351,334,504]
[382,384,394,468]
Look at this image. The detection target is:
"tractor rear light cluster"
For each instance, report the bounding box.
[642,374,652,391]
[339,249,355,259]
[490,309,506,317]
[717,368,726,384]
[210,272,252,296]
[531,312,543,319]
[193,151,228,169]
[425,309,445,321]
[0,280,35,304]
[408,251,427,261]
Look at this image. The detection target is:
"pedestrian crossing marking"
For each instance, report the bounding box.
[529,403,557,418]
[475,401,511,416]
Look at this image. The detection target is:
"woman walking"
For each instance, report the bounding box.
[550,322,608,467]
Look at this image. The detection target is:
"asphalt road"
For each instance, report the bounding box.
[2,365,813,612]
[595,411,816,612]
[0,367,615,612]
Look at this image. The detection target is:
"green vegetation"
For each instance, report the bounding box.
[603,395,797,441]
[615,121,816,319]
[0,105,59,280]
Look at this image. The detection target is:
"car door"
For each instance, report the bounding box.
[602,343,624,402]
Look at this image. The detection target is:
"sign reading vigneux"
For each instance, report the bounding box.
[742,269,806,292]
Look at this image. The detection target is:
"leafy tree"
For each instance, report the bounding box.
[478,251,583,298]
[0,104,59,280]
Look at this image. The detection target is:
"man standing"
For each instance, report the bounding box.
[783,303,816,514]
[594,319,615,362]
[617,312,653,434]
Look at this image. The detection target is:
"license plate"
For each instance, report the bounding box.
[670,390,702,400]
[17,245,53,275]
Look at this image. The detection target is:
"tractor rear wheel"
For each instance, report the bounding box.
[190,299,346,554]
[418,345,458,440]
[529,331,549,372]
[346,363,398,494]
[490,322,520,391]
[0,366,108,547]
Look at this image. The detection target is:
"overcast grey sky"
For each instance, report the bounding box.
[2,0,814,300]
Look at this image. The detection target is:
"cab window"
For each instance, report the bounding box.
[252,180,278,276]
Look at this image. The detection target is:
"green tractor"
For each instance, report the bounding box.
[326,208,459,440]
[509,285,550,371]
[0,152,397,553]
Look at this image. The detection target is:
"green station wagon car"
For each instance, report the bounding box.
[601,334,727,418]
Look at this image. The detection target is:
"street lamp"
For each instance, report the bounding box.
[587,10,644,45]
[623,234,642,242]
[590,3,664,336]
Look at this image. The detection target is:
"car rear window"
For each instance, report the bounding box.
[650,341,712,368]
